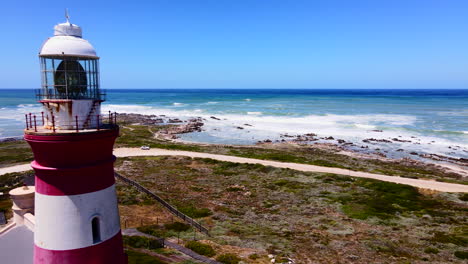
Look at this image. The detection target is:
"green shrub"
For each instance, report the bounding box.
[123,236,164,249]
[178,205,212,218]
[336,179,442,220]
[248,253,260,260]
[137,225,166,238]
[454,251,468,259]
[424,247,439,254]
[226,186,244,192]
[431,231,467,246]
[459,193,468,201]
[216,253,241,264]
[126,250,167,264]
[185,241,216,257]
[164,222,190,232]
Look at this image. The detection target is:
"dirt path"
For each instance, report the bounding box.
[1,147,467,192]
[0,164,32,175]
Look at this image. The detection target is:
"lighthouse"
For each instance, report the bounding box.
[24,15,127,264]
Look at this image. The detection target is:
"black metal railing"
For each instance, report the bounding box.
[24,111,118,133]
[115,172,210,236]
[35,88,106,101]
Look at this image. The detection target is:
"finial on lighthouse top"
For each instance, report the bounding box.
[65,8,70,24]
[53,9,82,38]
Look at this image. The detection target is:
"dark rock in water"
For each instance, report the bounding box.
[305,133,317,137]
[264,139,272,143]
[392,138,411,143]
[325,136,334,140]
[168,118,183,123]
[410,152,418,155]
[236,126,244,130]
[244,124,253,126]
[371,130,383,132]
[210,116,221,120]
[363,138,392,143]
[118,113,166,125]
[397,149,404,152]
[337,139,346,144]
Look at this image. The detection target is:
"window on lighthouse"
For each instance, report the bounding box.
[91,217,101,244]
[54,60,88,98]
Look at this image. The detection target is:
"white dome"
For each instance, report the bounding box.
[39,21,98,58]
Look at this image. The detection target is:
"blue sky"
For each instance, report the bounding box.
[1,0,467,89]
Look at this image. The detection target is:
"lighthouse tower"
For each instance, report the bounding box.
[24,15,127,264]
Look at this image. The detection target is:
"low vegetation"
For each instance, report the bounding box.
[216,253,241,264]
[115,156,468,263]
[185,241,216,257]
[126,250,168,264]
[123,235,164,250]
[0,140,33,168]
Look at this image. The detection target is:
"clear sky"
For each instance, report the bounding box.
[1,0,467,89]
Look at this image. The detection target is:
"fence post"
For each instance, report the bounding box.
[29,113,32,128]
[75,116,79,132]
[41,112,44,125]
[96,115,100,130]
[33,116,37,132]
[114,112,117,124]
[108,111,111,123]
[25,114,29,129]
[52,115,56,133]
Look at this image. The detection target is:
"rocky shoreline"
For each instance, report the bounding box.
[115,113,468,178]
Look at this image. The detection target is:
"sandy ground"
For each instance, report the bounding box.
[0,164,32,175]
[1,148,467,193]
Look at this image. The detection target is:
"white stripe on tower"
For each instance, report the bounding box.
[34,185,121,250]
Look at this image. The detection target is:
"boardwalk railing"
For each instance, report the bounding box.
[114,172,210,236]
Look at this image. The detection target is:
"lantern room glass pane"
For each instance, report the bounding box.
[39,56,101,100]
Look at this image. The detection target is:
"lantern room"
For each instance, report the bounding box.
[32,16,109,131]
[38,19,102,100]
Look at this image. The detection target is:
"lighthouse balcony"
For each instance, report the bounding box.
[35,88,106,101]
[23,111,119,135]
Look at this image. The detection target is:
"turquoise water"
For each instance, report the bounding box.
[1,89,467,159]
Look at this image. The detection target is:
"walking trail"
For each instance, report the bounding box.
[1,147,467,193]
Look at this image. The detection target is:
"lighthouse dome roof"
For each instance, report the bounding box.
[39,21,98,58]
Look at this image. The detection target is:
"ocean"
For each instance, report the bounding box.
[1,89,467,160]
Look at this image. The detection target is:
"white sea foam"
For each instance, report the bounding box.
[172,102,184,106]
[244,98,251,101]
[0,104,42,121]
[101,103,467,158]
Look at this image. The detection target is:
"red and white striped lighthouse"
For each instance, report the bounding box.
[24,15,127,264]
